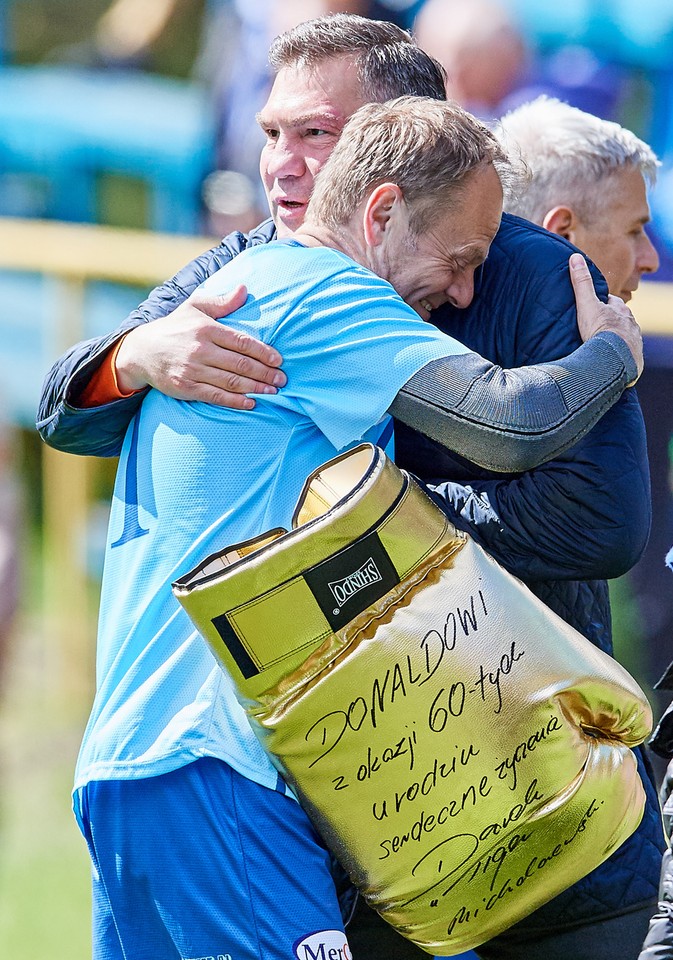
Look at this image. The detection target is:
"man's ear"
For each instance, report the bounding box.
[363,183,406,246]
[542,205,578,243]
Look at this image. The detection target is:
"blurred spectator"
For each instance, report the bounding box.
[517,42,628,121]
[43,0,199,72]
[196,0,279,232]
[365,0,425,28]
[412,0,628,124]
[93,0,188,68]
[413,0,528,119]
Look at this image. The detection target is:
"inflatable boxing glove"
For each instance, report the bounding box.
[173,443,652,956]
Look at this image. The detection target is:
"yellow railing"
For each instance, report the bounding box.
[1,215,671,699]
[0,216,216,699]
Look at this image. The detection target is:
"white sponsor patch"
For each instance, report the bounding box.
[293,929,352,960]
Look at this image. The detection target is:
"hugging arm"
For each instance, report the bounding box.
[391,329,636,474]
[36,222,278,457]
[391,252,642,474]
[394,228,649,583]
[36,241,234,456]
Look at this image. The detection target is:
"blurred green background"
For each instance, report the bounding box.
[9,0,203,77]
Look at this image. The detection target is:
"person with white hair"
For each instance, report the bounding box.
[494,95,660,301]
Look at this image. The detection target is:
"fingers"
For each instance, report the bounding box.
[184,343,286,396]
[569,256,638,329]
[210,327,285,380]
[569,254,643,382]
[568,253,597,307]
[188,286,286,377]
[167,382,269,411]
[115,288,287,406]
[189,284,249,320]
[606,293,630,313]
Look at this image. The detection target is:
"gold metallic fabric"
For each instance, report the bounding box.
[173,444,652,955]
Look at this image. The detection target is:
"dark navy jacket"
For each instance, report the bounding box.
[396,215,665,935]
[37,212,665,932]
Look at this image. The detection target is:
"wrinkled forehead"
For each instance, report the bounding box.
[260,56,367,126]
[433,164,503,236]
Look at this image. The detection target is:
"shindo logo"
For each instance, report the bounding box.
[293,930,352,960]
[328,557,382,610]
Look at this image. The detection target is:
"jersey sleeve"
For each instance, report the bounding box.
[261,265,469,451]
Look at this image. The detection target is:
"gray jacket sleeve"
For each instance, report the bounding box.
[389,331,637,474]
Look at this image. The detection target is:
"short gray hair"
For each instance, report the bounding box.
[308,96,510,231]
[268,13,447,102]
[494,96,659,224]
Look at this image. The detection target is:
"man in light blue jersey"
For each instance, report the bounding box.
[71,94,641,960]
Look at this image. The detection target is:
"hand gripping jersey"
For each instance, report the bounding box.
[173,444,652,955]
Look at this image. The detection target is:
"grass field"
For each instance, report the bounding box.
[0,611,92,958]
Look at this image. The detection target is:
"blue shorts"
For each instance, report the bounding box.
[74,757,351,960]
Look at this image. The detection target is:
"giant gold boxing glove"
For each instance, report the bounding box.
[173,444,651,956]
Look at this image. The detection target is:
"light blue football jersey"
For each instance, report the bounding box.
[74,241,469,793]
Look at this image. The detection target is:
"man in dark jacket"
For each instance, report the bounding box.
[36,14,663,960]
[393,96,664,960]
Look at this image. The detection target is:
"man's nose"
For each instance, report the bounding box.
[638,231,660,276]
[265,136,305,180]
[446,271,475,310]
